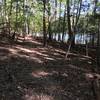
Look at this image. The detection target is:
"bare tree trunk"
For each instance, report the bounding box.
[66,0,82,59]
[92,33,95,46]
[58,0,62,42]
[48,20,52,41]
[8,0,13,35]
[43,0,47,46]
[65,0,73,59]
[97,20,100,66]
[47,3,52,41]
[62,1,67,43]
[54,0,57,41]
[67,0,73,44]
[13,0,18,41]
[72,0,82,46]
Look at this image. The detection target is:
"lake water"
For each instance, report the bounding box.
[33,33,91,44]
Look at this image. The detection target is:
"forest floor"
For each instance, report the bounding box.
[0,36,100,100]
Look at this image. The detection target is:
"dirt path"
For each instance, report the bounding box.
[0,37,99,100]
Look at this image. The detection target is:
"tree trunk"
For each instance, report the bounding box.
[27,18,30,35]
[47,2,52,41]
[97,20,100,66]
[58,34,60,41]
[54,0,57,41]
[48,21,52,41]
[58,0,62,42]
[14,0,18,40]
[67,0,73,45]
[8,0,13,35]
[43,0,47,46]
[72,0,82,46]
[92,33,95,46]
[62,0,67,43]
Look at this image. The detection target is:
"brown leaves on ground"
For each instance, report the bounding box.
[0,36,99,100]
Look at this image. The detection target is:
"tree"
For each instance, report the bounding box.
[62,0,67,43]
[43,0,47,46]
[67,0,82,46]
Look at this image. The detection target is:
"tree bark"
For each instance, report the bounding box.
[97,20,100,66]
[43,0,47,46]
[62,0,67,43]
[67,0,73,45]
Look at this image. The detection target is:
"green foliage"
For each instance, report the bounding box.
[51,17,67,33]
[0,0,45,34]
[0,0,99,37]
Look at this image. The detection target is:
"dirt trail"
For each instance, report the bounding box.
[0,37,99,100]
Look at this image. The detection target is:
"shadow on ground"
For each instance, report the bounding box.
[0,37,97,100]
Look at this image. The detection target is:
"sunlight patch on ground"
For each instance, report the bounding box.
[62,73,68,77]
[8,46,55,62]
[32,71,51,78]
[85,73,94,80]
[15,46,49,58]
[54,49,66,54]
[35,51,49,57]
[31,40,42,45]
[87,61,92,64]
[24,94,54,100]
[85,73,100,80]
[9,48,18,54]
[15,46,32,53]
[53,52,61,56]
[68,53,79,56]
[44,57,55,61]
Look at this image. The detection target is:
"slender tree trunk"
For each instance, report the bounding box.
[97,20,100,66]
[93,0,100,66]
[13,0,18,40]
[4,0,7,22]
[43,0,47,46]
[58,0,62,42]
[48,20,52,41]
[72,0,82,46]
[62,1,67,43]
[54,0,57,41]
[67,0,73,44]
[8,0,13,35]
[65,0,73,59]
[47,3,52,41]
[27,17,30,35]
[22,0,26,39]
[92,33,95,46]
